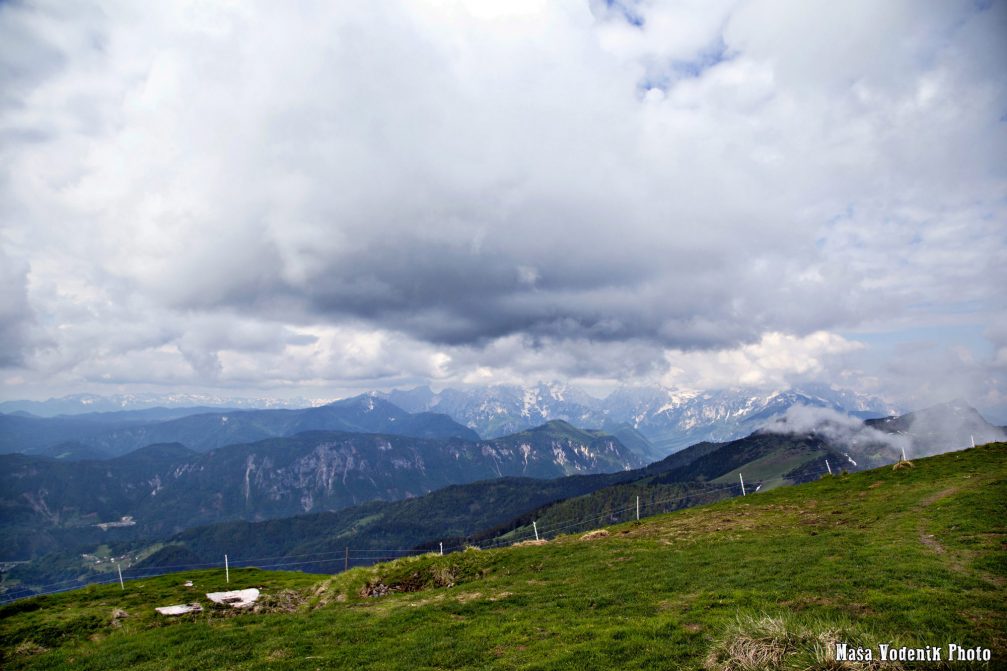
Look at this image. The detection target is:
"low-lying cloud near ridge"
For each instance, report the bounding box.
[0,1,1005,414]
[762,405,911,462]
[762,404,1007,460]
[896,404,1007,457]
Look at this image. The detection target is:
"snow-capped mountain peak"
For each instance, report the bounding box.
[380,382,898,456]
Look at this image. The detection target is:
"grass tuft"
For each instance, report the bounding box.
[705,612,904,670]
[12,641,47,658]
[253,589,306,613]
[512,539,548,547]
[357,551,494,597]
[579,529,610,541]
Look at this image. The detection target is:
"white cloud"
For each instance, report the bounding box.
[0,0,1003,413]
[660,331,864,390]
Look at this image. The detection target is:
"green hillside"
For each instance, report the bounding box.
[3,443,1004,670]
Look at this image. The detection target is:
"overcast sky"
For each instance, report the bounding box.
[1,0,1005,416]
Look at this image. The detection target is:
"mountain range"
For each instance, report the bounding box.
[1,383,897,460]
[3,382,1002,599]
[0,393,317,417]
[90,399,998,579]
[0,420,642,561]
[8,399,1000,592]
[0,395,478,458]
[380,382,897,452]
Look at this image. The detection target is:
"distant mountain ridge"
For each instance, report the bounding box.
[0,395,477,457]
[381,382,897,454]
[0,393,319,417]
[2,384,897,458]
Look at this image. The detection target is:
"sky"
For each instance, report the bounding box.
[1,0,1005,418]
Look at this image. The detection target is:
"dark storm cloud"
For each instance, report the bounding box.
[175,221,881,351]
[167,227,805,350]
[299,239,678,346]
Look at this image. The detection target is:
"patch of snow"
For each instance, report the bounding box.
[206,588,260,609]
[522,388,539,418]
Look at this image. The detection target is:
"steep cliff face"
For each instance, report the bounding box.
[1,424,641,557]
[136,426,642,530]
[480,421,641,476]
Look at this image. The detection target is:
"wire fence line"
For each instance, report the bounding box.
[449,482,743,552]
[0,548,429,599]
[1,469,821,605]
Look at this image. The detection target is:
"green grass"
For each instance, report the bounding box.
[711,446,820,490]
[3,444,1005,670]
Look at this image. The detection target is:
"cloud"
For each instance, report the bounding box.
[661,331,864,390]
[761,404,910,461]
[0,0,1004,409]
[762,402,1007,462]
[0,247,35,367]
[902,401,1007,457]
[875,340,1007,422]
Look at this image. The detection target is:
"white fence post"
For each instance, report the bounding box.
[439,542,443,556]
[739,473,746,496]
[533,521,539,541]
[826,459,832,475]
[117,563,124,590]
[225,554,229,583]
[636,495,640,521]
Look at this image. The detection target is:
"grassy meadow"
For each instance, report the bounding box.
[2,443,1004,670]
